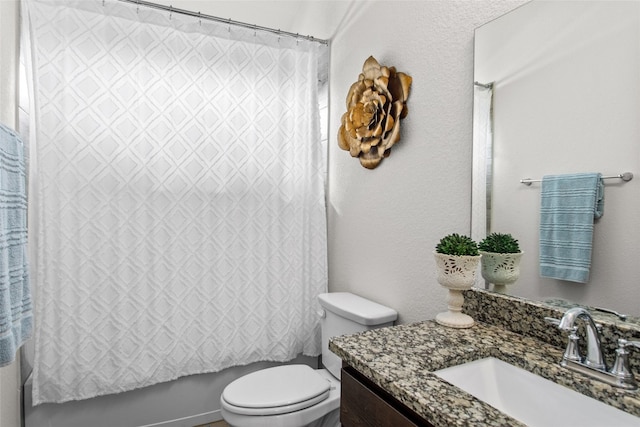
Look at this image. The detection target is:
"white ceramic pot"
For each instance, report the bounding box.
[479,251,524,293]
[433,251,481,328]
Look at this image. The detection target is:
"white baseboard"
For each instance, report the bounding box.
[140,409,223,427]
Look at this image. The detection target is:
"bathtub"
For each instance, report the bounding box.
[23,355,318,427]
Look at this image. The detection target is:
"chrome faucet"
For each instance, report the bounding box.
[558,307,606,370]
[546,307,639,390]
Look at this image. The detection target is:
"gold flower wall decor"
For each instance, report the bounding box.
[338,56,412,169]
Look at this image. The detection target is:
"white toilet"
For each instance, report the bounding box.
[220,292,398,427]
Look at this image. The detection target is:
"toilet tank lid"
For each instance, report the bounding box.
[318,292,397,326]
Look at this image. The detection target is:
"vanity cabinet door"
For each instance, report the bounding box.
[341,366,434,427]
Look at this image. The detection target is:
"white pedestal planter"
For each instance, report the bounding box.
[479,251,524,293]
[434,252,481,328]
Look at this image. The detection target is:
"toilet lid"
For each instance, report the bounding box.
[222,365,331,416]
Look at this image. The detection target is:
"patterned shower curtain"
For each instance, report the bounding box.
[22,0,328,404]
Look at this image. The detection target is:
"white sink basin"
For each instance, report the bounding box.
[434,357,640,427]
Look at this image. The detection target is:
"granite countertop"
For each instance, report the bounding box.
[329,320,640,427]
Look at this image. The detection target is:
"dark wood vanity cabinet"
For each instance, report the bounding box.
[340,365,435,427]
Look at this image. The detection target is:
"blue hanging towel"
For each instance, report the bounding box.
[539,173,604,283]
[0,123,32,367]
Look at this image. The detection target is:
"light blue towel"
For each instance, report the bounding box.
[539,173,604,283]
[0,123,32,367]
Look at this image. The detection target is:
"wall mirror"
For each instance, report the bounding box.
[472,0,640,317]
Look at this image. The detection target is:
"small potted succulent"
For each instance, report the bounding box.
[433,233,481,329]
[478,232,524,293]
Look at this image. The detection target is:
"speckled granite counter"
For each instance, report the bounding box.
[329,318,640,427]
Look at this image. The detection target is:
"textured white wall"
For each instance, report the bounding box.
[327,1,526,324]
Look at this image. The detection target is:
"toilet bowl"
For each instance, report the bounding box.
[220,365,340,427]
[220,292,397,427]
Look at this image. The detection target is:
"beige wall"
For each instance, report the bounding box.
[0,1,21,426]
[327,1,526,324]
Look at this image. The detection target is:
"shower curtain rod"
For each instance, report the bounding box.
[116,0,329,45]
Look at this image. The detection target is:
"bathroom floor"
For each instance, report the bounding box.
[195,421,229,427]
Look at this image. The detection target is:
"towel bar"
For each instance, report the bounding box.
[520,172,633,186]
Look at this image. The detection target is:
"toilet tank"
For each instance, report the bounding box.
[318,292,397,379]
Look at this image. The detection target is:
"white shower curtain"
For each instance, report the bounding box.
[23,0,328,404]
[471,84,493,242]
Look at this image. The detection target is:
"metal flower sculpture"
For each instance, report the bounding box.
[338,56,412,169]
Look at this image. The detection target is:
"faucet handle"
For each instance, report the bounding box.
[627,339,640,349]
[593,306,628,321]
[545,317,581,362]
[617,339,640,351]
[609,339,640,389]
[562,326,581,364]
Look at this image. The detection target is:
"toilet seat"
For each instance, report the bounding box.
[221,364,331,416]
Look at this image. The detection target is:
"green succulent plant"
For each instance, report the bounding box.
[435,233,479,256]
[478,232,520,254]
